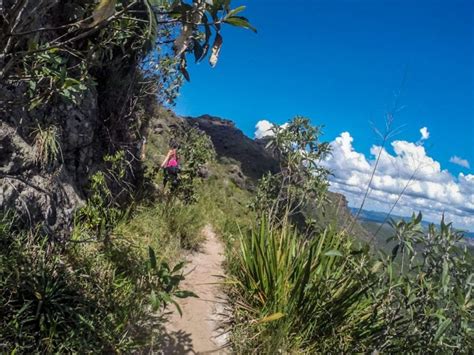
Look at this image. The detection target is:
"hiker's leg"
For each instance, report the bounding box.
[163,168,169,189]
[170,172,179,191]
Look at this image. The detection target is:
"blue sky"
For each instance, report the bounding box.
[175,0,473,229]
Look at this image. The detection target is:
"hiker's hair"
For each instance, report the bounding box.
[169,139,179,149]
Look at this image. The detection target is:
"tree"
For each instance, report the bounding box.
[251,116,331,228]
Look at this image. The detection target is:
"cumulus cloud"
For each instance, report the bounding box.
[254,120,288,139]
[254,120,274,139]
[321,132,474,231]
[419,127,430,140]
[450,155,470,169]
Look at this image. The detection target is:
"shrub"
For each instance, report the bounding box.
[229,212,474,353]
[32,124,62,167]
[251,116,330,228]
[76,151,132,242]
[367,214,474,352]
[0,209,196,353]
[175,126,216,203]
[0,215,122,353]
[230,218,375,353]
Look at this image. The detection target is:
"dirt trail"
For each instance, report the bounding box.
[158,225,229,354]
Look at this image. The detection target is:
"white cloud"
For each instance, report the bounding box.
[449,155,470,169]
[420,126,430,140]
[254,120,288,139]
[255,120,273,139]
[322,131,474,231]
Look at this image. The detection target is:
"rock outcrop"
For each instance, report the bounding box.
[0,88,102,237]
[189,115,279,181]
[0,1,152,237]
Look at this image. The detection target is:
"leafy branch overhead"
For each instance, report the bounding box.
[1,0,255,86]
[85,0,255,79]
[89,0,256,77]
[165,0,256,78]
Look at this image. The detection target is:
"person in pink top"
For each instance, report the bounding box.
[161,140,180,190]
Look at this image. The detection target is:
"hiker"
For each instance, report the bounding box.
[161,140,180,191]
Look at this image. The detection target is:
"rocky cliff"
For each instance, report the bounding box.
[0,1,153,237]
[189,114,279,181]
[184,114,371,239]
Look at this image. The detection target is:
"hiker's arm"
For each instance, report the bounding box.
[161,150,171,168]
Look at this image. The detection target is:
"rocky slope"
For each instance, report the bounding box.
[189,114,279,181]
[0,0,154,238]
[184,114,371,239]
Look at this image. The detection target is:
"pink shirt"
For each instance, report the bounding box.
[166,150,178,167]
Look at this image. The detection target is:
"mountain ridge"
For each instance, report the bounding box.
[350,207,474,238]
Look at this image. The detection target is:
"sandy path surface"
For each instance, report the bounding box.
[158,225,229,354]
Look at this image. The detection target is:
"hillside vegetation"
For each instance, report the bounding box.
[1,1,473,353]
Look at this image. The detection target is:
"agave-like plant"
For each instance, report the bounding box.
[231,218,378,353]
[32,124,62,167]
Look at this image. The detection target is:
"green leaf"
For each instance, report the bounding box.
[209,33,223,67]
[391,244,400,260]
[414,211,422,224]
[171,299,183,317]
[172,261,186,273]
[224,16,257,33]
[91,0,117,27]
[442,259,449,294]
[179,56,190,81]
[434,318,452,341]
[227,5,246,17]
[324,250,343,257]
[174,290,198,298]
[148,246,157,269]
[257,312,285,323]
[193,39,204,62]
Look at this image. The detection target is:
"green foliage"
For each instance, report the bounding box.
[76,171,123,241]
[228,115,472,352]
[179,126,216,173]
[165,0,256,74]
[230,209,473,352]
[148,251,198,316]
[31,124,62,167]
[24,49,90,110]
[368,214,474,352]
[195,168,256,243]
[115,199,206,258]
[2,0,254,105]
[76,151,131,241]
[230,219,375,353]
[0,207,197,353]
[0,215,126,352]
[173,126,216,202]
[251,116,330,226]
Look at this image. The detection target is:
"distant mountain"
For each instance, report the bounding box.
[186,114,372,242]
[350,207,474,239]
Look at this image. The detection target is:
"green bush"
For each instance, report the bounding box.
[0,209,196,353]
[115,199,206,258]
[251,116,330,226]
[367,214,474,352]
[229,212,474,353]
[230,218,375,353]
[0,216,126,352]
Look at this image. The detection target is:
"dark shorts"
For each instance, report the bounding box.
[164,166,180,188]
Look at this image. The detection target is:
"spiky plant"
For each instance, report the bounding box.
[32,124,62,167]
[230,218,377,353]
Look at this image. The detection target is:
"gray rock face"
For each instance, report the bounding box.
[188,115,279,182]
[227,164,247,189]
[0,81,144,238]
[0,0,148,238]
[0,90,99,237]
